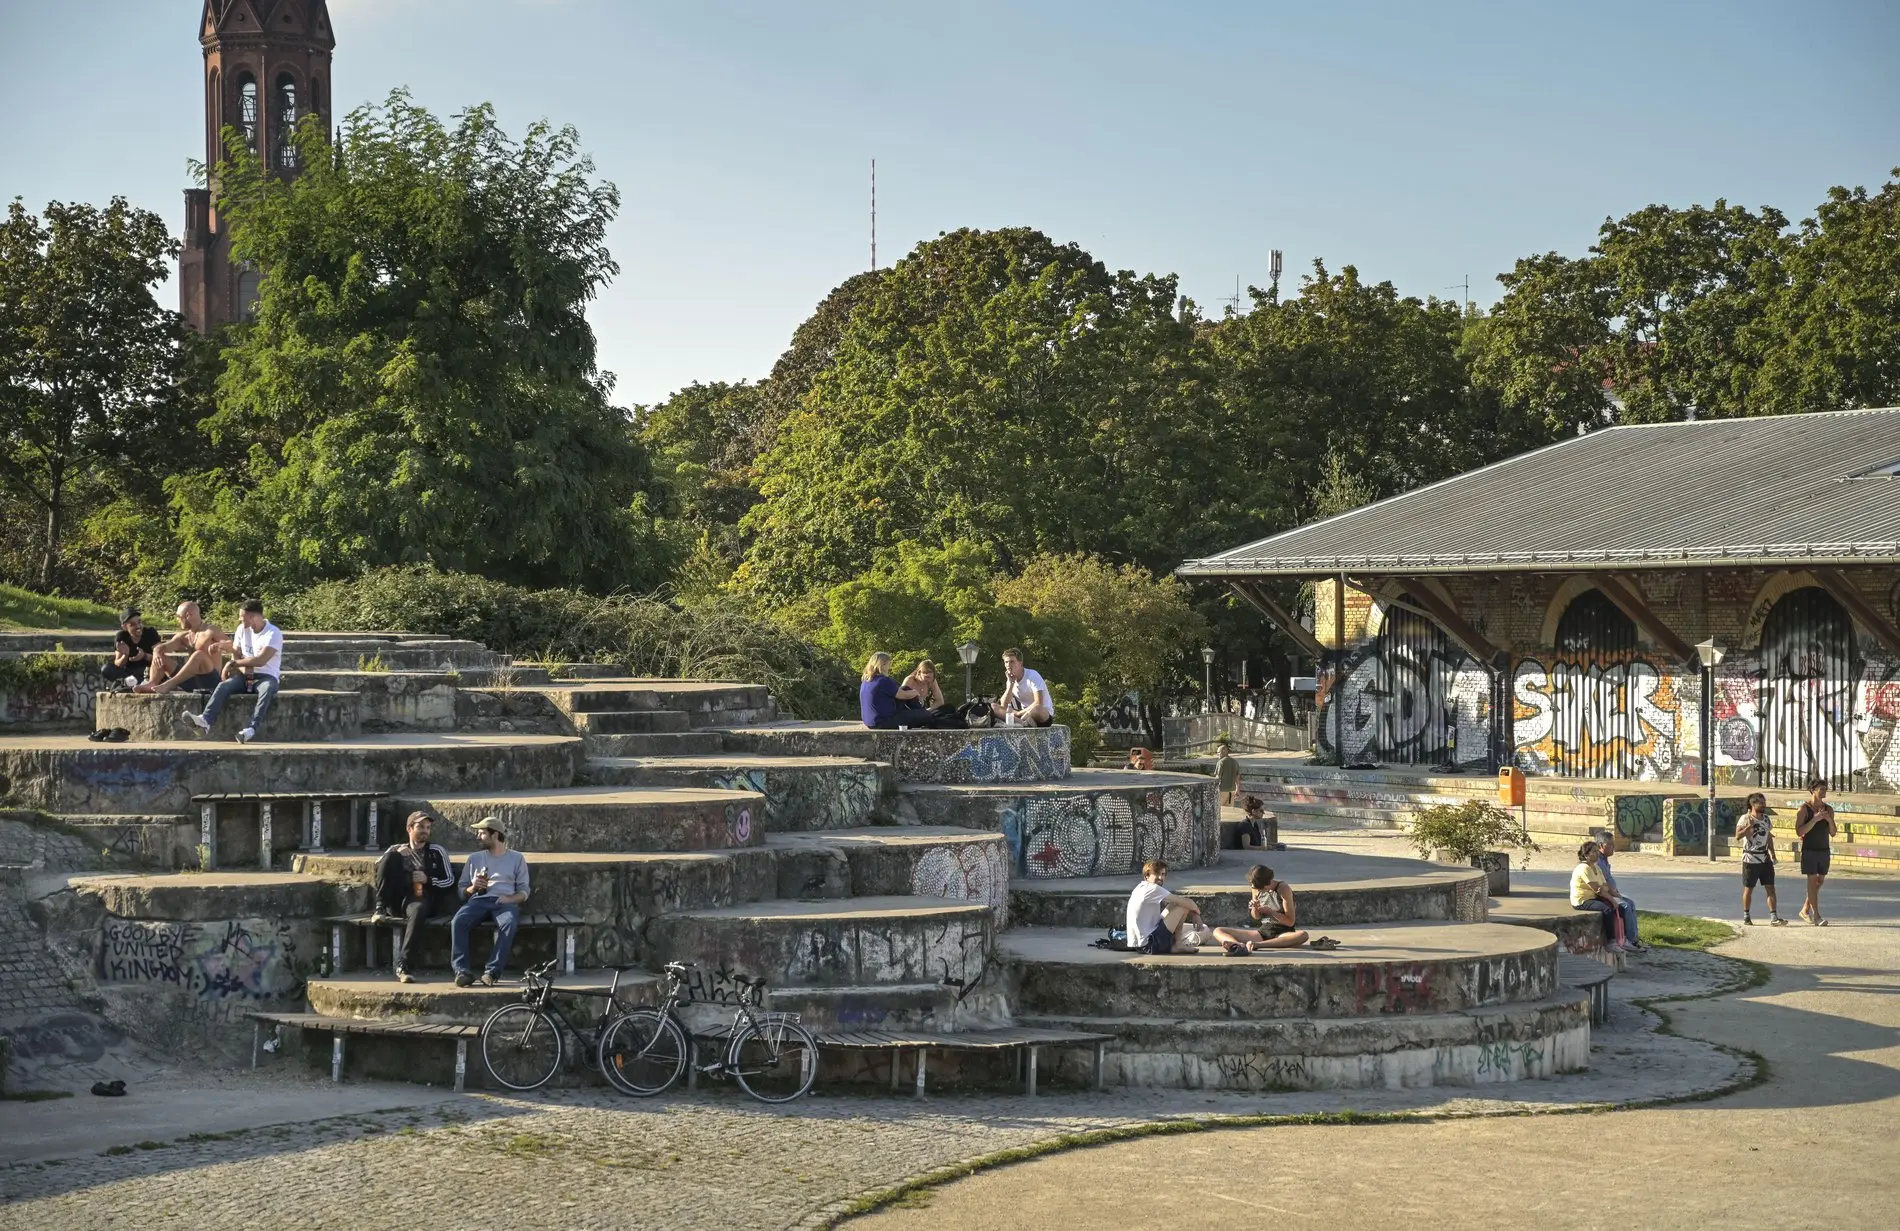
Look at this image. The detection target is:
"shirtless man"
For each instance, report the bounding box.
[134,601,230,695]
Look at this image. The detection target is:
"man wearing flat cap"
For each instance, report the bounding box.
[451,817,531,986]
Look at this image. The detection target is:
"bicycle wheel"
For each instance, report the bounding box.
[729,1017,818,1103]
[597,1008,688,1097]
[479,1003,563,1092]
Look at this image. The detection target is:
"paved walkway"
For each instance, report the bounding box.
[1,835,1890,1231]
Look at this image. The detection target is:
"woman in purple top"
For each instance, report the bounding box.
[860,652,923,729]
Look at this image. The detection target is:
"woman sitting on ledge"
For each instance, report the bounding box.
[859,652,963,730]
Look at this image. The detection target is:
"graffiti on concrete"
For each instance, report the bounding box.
[1001,785,1217,878]
[709,764,882,831]
[0,666,99,728]
[1611,795,1664,839]
[908,841,1010,919]
[1354,963,1434,1015]
[1,1012,122,1066]
[675,965,766,1007]
[1512,654,1691,781]
[1316,642,1491,768]
[879,727,1071,785]
[100,917,301,1000]
[726,802,755,846]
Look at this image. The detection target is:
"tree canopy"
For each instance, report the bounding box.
[170,91,670,599]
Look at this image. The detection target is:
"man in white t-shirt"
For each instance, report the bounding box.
[186,599,284,744]
[990,647,1054,727]
[1125,860,1202,954]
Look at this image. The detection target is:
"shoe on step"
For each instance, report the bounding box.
[395,967,415,984]
[453,970,475,987]
[236,727,255,744]
[185,711,210,733]
[1771,915,1788,926]
[480,971,499,986]
[87,729,110,742]
[1743,914,1753,925]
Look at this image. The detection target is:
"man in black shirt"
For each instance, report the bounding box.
[101,608,161,689]
[372,811,460,982]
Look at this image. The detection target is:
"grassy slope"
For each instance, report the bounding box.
[0,583,120,631]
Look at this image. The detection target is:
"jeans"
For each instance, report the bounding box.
[203,673,278,733]
[1574,899,1618,943]
[1615,897,1640,945]
[452,896,521,975]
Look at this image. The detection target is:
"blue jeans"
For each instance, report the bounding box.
[203,673,278,732]
[1616,897,1640,945]
[451,896,521,975]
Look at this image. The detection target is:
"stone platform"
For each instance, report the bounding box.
[717,722,1072,784]
[0,732,582,812]
[96,689,363,743]
[644,895,994,988]
[394,784,768,852]
[901,769,1220,876]
[768,827,1011,923]
[307,969,653,1024]
[580,753,892,830]
[1009,848,1489,930]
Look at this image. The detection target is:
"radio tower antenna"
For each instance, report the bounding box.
[870,158,877,271]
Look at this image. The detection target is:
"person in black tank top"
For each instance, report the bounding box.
[1793,779,1838,926]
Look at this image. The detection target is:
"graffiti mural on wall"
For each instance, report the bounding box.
[100,917,302,1000]
[1512,655,1692,781]
[708,765,882,831]
[1000,785,1217,878]
[878,727,1071,785]
[1316,642,1491,768]
[0,667,99,728]
[909,841,1011,921]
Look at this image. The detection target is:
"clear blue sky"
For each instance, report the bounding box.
[2,0,1895,406]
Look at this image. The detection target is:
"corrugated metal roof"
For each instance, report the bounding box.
[1178,408,1900,578]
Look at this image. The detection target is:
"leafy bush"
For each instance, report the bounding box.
[1408,799,1537,863]
[276,565,854,718]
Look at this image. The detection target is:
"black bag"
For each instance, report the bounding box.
[960,698,996,729]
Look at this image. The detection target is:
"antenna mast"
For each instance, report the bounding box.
[870,158,877,271]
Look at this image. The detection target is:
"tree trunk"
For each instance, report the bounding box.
[38,466,62,592]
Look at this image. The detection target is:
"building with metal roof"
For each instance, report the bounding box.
[1177,409,1900,802]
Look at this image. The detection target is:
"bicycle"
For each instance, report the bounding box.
[597,961,818,1103]
[478,959,651,1094]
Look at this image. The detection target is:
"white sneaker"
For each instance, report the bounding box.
[187,712,210,732]
[237,727,255,744]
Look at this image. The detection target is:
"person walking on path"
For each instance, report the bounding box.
[1736,792,1789,926]
[1215,742,1241,806]
[1795,779,1838,926]
[452,819,531,986]
[372,811,459,983]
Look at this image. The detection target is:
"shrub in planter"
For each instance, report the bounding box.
[1409,800,1537,894]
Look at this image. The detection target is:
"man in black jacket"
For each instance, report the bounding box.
[372,811,459,982]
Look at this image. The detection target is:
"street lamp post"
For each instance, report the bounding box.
[956,641,982,704]
[1201,647,1216,716]
[1697,638,1726,863]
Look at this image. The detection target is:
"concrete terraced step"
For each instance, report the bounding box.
[582,731,726,758]
[1021,989,1592,1090]
[1488,889,1626,965]
[295,849,780,965]
[644,895,994,989]
[0,731,583,813]
[716,722,1072,784]
[69,870,357,920]
[274,670,460,730]
[764,982,1008,1033]
[539,680,776,729]
[899,768,1221,875]
[766,827,1010,923]
[392,784,766,852]
[568,709,692,735]
[96,689,363,743]
[1004,922,1558,1020]
[306,969,656,1024]
[1009,859,1490,931]
[20,811,196,868]
[581,753,892,831]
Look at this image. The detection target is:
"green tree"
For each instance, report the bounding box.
[172,91,670,598]
[738,228,1220,596]
[0,197,198,592]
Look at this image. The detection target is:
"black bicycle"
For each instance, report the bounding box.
[478,960,649,1094]
[597,961,818,1103]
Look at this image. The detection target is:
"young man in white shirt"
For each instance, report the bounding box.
[186,599,284,744]
[990,647,1054,727]
[1125,859,1202,954]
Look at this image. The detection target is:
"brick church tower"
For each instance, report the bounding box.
[178,0,335,334]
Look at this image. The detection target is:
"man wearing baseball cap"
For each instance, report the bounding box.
[450,817,531,986]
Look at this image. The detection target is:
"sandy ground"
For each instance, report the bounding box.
[851,826,1900,1231]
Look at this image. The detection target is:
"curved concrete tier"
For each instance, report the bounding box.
[716,722,1072,784]
[70,871,353,921]
[1004,922,1557,1020]
[580,753,892,831]
[307,969,654,1024]
[1009,848,1490,930]
[540,680,776,728]
[0,732,582,812]
[900,769,1221,877]
[97,690,362,743]
[1489,888,1619,960]
[277,671,459,731]
[644,895,993,989]
[767,827,1011,924]
[395,784,767,852]
[1023,991,1592,1090]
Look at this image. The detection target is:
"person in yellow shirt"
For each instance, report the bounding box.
[1570,839,1629,952]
